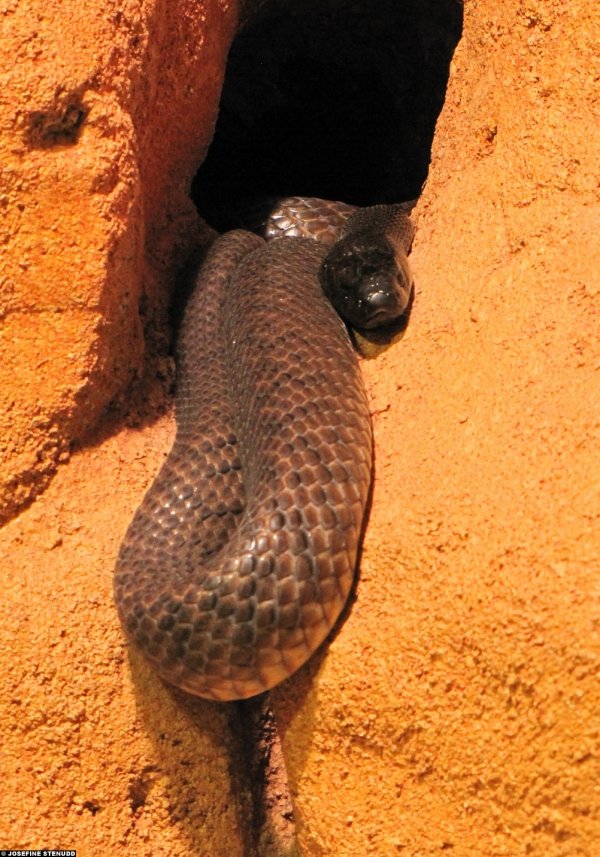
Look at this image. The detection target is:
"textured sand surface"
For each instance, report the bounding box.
[1,1,599,855]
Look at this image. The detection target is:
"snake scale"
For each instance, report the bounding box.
[114,198,414,701]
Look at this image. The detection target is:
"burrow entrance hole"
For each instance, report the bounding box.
[192,0,463,232]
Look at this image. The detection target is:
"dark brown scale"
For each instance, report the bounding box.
[264,197,357,244]
[114,225,374,701]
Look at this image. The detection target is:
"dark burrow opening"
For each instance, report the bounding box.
[192,0,463,232]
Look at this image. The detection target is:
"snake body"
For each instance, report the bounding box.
[114,199,413,701]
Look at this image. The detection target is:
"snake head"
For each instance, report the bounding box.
[319,231,413,330]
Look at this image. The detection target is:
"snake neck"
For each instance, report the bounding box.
[341,203,415,255]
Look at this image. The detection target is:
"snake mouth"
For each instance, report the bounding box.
[358,306,405,329]
[362,306,402,328]
[357,278,413,328]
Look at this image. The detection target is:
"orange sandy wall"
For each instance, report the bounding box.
[272,1,600,855]
[1,2,244,853]
[0,0,236,523]
[1,0,599,856]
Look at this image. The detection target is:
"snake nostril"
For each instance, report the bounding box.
[359,284,411,328]
[365,289,398,312]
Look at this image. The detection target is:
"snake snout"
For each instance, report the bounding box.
[360,282,408,328]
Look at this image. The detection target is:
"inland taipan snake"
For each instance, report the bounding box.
[114,197,415,701]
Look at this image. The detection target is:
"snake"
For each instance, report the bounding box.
[114,197,415,701]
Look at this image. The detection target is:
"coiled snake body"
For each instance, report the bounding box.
[114,198,414,701]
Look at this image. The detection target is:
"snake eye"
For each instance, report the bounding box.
[337,275,356,294]
[396,270,408,289]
